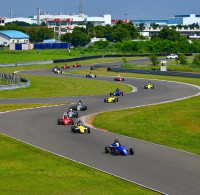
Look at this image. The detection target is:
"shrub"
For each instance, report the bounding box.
[149,54,159,66]
[177,53,188,65]
[192,54,200,67]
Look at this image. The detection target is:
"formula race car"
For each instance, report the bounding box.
[110,88,124,96]
[67,109,78,118]
[69,100,87,111]
[104,95,119,103]
[57,112,74,125]
[144,82,154,89]
[71,120,90,134]
[105,139,134,156]
[114,75,125,81]
[52,67,63,74]
[62,64,70,69]
[73,63,81,68]
[86,73,97,78]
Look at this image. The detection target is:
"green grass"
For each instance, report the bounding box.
[87,69,200,155]
[0,103,67,112]
[0,74,132,98]
[0,48,147,64]
[0,134,156,194]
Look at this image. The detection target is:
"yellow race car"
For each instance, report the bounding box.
[144,82,154,89]
[71,120,90,134]
[104,95,119,103]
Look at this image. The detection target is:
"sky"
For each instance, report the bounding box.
[1,0,200,20]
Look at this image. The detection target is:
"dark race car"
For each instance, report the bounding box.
[110,88,124,96]
[62,64,70,69]
[105,139,134,156]
[114,75,125,81]
[86,73,97,78]
[144,82,154,89]
[52,67,63,74]
[71,120,90,134]
[67,109,78,118]
[58,112,74,125]
[69,100,87,111]
[104,95,119,103]
[73,63,81,68]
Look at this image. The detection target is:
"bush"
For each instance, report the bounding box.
[177,53,188,65]
[192,54,200,67]
[149,54,159,66]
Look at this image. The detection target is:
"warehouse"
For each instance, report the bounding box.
[0,30,29,46]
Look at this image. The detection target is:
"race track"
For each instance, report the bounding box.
[1,64,200,194]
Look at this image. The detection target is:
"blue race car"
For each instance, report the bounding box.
[105,139,134,156]
[110,88,124,96]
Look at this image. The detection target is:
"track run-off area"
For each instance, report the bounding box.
[1,63,200,195]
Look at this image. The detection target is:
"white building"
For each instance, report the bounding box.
[0,30,29,46]
[38,13,111,36]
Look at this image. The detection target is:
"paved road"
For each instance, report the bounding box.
[0,64,200,194]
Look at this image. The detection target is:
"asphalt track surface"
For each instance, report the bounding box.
[1,63,200,194]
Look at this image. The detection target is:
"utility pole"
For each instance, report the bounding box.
[10,9,12,18]
[79,1,83,17]
[37,8,40,25]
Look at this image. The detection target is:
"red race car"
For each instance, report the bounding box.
[114,75,125,81]
[73,63,81,68]
[58,113,74,125]
[62,64,70,69]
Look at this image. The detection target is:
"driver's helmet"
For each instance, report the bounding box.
[116,88,119,91]
[77,120,83,126]
[78,100,82,105]
[70,108,73,111]
[148,81,151,84]
[115,143,119,147]
[63,112,67,118]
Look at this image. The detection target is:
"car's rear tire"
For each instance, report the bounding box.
[58,118,60,125]
[114,149,118,156]
[87,128,90,134]
[122,92,124,96]
[104,99,106,102]
[130,148,134,155]
[105,146,109,153]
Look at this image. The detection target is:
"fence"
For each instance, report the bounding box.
[107,67,200,79]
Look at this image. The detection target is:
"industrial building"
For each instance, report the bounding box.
[0,30,29,46]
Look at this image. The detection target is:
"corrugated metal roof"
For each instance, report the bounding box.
[0,30,29,39]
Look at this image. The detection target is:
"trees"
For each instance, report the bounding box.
[156,26,182,41]
[71,30,91,47]
[149,54,160,66]
[176,53,188,65]
[192,54,200,67]
[61,33,73,43]
[27,27,55,43]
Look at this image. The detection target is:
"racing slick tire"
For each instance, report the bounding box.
[123,78,125,81]
[95,75,97,78]
[121,92,124,96]
[114,149,118,156]
[105,146,109,153]
[75,113,78,118]
[71,120,74,125]
[116,98,119,102]
[85,106,87,110]
[152,85,154,89]
[86,75,88,78]
[104,99,107,103]
[87,127,90,134]
[130,148,134,155]
[58,118,61,125]
[71,126,74,132]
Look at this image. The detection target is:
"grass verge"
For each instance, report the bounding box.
[71,68,200,155]
[0,103,67,112]
[0,74,131,98]
[0,134,155,194]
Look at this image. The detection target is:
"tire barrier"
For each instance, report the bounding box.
[0,73,30,91]
[107,67,200,78]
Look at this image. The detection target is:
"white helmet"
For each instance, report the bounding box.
[115,143,119,147]
[70,108,72,111]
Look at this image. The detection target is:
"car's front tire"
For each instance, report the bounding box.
[130,148,134,155]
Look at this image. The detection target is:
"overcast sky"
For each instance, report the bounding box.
[1,0,200,20]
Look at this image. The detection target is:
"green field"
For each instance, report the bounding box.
[0,74,131,98]
[0,132,155,194]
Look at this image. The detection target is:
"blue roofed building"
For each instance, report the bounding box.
[0,30,29,46]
